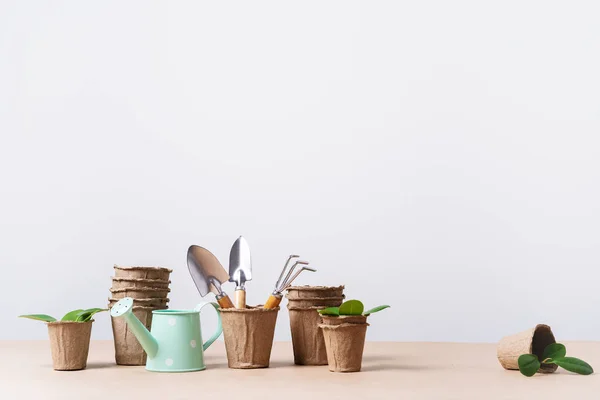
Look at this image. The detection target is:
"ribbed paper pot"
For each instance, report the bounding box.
[113,265,172,280]
[111,277,170,289]
[220,306,279,369]
[110,287,170,299]
[285,296,345,308]
[286,285,345,300]
[320,322,369,373]
[111,306,164,366]
[320,315,367,326]
[288,306,328,365]
[47,321,93,371]
[108,297,169,308]
[497,324,558,373]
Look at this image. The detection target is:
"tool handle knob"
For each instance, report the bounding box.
[263,294,282,309]
[234,289,246,309]
[217,295,235,309]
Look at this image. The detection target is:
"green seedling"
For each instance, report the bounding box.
[19,308,107,323]
[518,343,594,377]
[318,300,390,316]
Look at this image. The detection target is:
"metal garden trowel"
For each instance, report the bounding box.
[229,236,252,308]
[187,245,234,309]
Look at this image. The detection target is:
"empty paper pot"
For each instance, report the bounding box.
[111,277,170,289]
[220,306,279,369]
[108,297,169,308]
[286,285,345,300]
[110,306,164,365]
[110,287,170,299]
[285,296,345,308]
[113,265,172,280]
[288,306,329,365]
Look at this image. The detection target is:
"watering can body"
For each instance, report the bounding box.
[110,297,223,372]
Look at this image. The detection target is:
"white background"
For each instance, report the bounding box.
[1,1,599,342]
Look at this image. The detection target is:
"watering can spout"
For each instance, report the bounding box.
[110,297,159,359]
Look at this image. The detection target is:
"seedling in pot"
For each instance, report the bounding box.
[518,343,594,377]
[318,300,390,316]
[19,308,107,323]
[19,307,106,371]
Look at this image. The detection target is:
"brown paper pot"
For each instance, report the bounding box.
[47,321,93,371]
[497,324,558,373]
[113,265,172,280]
[108,297,169,308]
[221,306,279,369]
[320,322,368,373]
[110,287,170,299]
[285,296,345,308]
[321,315,367,326]
[111,277,170,289]
[111,306,163,365]
[286,285,345,300]
[288,306,328,365]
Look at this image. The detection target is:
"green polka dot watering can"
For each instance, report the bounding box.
[110,297,223,372]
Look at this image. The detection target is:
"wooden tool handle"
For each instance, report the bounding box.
[263,294,282,309]
[217,295,235,309]
[234,289,246,309]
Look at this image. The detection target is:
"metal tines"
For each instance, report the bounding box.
[273,255,316,294]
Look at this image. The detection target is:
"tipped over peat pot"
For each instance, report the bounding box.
[497,324,559,373]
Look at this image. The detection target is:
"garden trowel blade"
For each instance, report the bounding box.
[187,245,229,297]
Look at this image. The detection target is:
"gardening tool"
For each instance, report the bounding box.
[228,236,252,309]
[110,297,223,372]
[187,245,234,309]
[264,256,316,309]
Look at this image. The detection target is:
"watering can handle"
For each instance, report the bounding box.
[194,302,223,351]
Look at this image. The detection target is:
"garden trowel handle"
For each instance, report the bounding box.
[234,288,246,309]
[216,293,234,309]
[263,292,282,309]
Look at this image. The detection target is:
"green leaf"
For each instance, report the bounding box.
[76,308,106,322]
[318,307,340,316]
[61,309,84,321]
[363,305,390,316]
[518,354,540,377]
[552,357,594,375]
[339,300,364,316]
[19,314,56,322]
[543,343,566,361]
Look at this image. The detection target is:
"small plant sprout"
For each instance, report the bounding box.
[19,308,107,323]
[318,300,390,316]
[518,343,594,377]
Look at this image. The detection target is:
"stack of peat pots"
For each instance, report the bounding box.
[108,265,172,365]
[286,285,345,365]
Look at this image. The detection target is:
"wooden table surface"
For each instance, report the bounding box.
[1,341,598,399]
